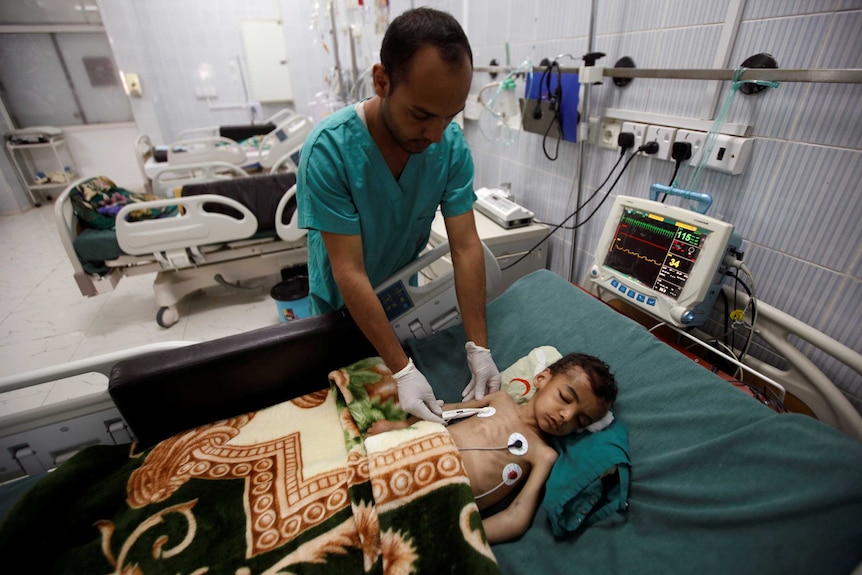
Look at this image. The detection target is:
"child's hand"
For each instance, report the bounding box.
[367,420,407,435]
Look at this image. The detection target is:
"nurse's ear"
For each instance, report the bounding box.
[372,63,390,98]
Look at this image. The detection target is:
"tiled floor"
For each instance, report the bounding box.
[0,203,286,417]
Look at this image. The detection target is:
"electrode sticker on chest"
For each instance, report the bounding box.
[502,463,523,486]
[478,406,496,417]
[507,432,528,456]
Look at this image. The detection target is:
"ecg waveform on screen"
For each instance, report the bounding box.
[612,240,662,266]
[619,215,676,239]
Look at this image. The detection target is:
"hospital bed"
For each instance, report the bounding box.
[135,110,314,193]
[0,268,860,574]
[55,171,308,328]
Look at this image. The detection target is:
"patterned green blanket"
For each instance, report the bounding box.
[0,357,500,574]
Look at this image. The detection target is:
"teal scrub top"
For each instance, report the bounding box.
[297,103,476,314]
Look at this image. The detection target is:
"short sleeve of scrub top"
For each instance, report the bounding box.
[297,104,475,313]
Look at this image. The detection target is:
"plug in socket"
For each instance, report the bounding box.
[645,125,677,160]
[598,120,623,150]
[622,122,648,150]
[676,129,706,165]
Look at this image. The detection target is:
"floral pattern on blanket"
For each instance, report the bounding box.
[0,359,499,575]
[70,175,176,230]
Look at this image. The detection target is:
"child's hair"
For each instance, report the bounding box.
[548,352,618,408]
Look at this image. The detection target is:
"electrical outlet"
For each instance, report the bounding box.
[645,125,677,160]
[598,119,622,150]
[676,129,706,165]
[706,134,753,175]
[622,122,648,150]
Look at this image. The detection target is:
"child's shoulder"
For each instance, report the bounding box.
[486,390,516,405]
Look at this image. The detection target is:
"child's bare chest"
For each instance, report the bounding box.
[447,405,541,509]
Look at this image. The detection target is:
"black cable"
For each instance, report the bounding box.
[718,288,730,346]
[720,268,757,359]
[541,107,562,161]
[500,147,642,271]
[667,162,681,187]
[539,60,563,161]
[554,141,656,230]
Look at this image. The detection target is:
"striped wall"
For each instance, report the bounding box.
[441,0,862,412]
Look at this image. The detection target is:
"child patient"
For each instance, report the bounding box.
[368,352,617,544]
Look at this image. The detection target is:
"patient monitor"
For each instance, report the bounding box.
[588,195,742,327]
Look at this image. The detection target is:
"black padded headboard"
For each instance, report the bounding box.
[180,172,297,233]
[220,122,276,142]
[109,311,375,448]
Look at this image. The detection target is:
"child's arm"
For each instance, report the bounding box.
[481,444,558,544]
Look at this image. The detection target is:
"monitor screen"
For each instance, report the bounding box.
[589,195,740,327]
[604,206,710,300]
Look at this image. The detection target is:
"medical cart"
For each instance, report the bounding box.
[428,207,549,301]
[6,127,79,207]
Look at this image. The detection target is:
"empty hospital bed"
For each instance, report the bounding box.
[0,269,860,574]
[55,172,307,328]
[135,110,314,194]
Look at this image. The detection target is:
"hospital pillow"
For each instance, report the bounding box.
[70,175,175,230]
[500,345,562,403]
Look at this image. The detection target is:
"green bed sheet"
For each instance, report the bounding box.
[408,269,862,575]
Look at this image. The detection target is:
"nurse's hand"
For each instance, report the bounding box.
[394,358,445,424]
[462,341,501,401]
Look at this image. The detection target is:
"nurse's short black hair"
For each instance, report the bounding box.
[380,7,473,91]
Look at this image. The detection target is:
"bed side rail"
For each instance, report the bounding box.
[0,342,195,481]
[275,184,305,243]
[108,311,375,448]
[259,115,314,169]
[718,285,862,442]
[115,195,259,256]
[53,177,122,297]
[167,136,246,166]
[150,161,248,198]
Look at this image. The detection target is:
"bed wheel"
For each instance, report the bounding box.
[156,306,179,328]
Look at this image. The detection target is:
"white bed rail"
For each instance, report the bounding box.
[167,136,247,167]
[259,115,314,169]
[53,177,123,297]
[150,161,248,198]
[275,184,305,243]
[0,341,196,480]
[116,195,259,257]
[717,285,862,443]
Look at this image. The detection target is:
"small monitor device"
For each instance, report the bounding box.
[588,195,742,327]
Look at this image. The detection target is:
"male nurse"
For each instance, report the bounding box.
[297,7,500,423]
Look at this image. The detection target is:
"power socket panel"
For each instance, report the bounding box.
[645,125,677,160]
[598,119,623,150]
[622,121,648,150]
[706,134,753,174]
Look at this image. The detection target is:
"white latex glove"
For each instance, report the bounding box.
[394,358,445,424]
[462,341,502,401]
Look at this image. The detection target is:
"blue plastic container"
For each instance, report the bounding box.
[271,276,310,323]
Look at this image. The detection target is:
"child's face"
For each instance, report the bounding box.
[532,368,607,436]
